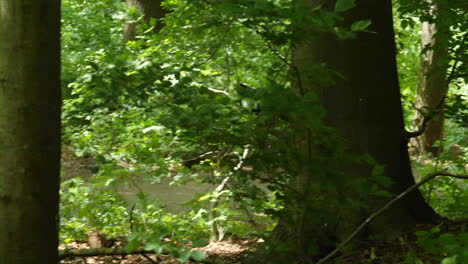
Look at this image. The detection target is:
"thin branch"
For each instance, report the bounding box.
[215,176,230,193]
[253,174,303,196]
[234,148,250,171]
[193,29,231,68]
[182,151,218,167]
[405,92,445,139]
[315,171,468,264]
[129,203,136,232]
[141,253,157,264]
[447,32,467,82]
[405,111,434,139]
[207,87,230,96]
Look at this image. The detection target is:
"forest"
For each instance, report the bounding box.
[0,0,467,263]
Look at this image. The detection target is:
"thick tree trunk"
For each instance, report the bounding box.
[0,1,61,263]
[271,0,438,260]
[123,0,167,42]
[412,18,448,156]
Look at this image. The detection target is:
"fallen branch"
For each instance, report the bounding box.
[59,248,154,260]
[315,171,468,264]
[59,247,216,263]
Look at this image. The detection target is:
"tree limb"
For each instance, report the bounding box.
[315,171,468,264]
[405,111,434,139]
[405,94,445,139]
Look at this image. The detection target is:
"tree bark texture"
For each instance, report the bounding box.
[412,10,448,156]
[272,0,438,260]
[0,1,61,263]
[123,0,167,42]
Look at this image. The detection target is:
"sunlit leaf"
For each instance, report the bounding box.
[191,250,207,261]
[334,0,355,12]
[351,20,371,31]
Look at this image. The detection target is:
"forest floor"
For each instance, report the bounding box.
[58,219,467,264]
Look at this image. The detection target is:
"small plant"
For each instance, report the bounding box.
[60,175,130,242]
[404,226,468,264]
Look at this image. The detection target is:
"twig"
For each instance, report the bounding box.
[253,175,303,196]
[315,171,468,264]
[234,148,250,171]
[405,91,446,139]
[215,176,230,193]
[405,111,434,139]
[447,32,467,82]
[129,203,136,232]
[182,150,218,167]
[207,87,230,96]
[141,253,157,264]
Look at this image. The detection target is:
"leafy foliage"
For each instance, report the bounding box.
[59,0,467,262]
[405,226,468,264]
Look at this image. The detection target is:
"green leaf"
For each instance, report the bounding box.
[125,236,141,252]
[193,239,209,247]
[145,242,163,255]
[441,256,458,264]
[178,249,192,263]
[198,194,212,202]
[373,190,392,198]
[334,0,355,12]
[351,20,372,31]
[414,230,429,236]
[241,98,256,110]
[191,250,207,261]
[430,226,441,234]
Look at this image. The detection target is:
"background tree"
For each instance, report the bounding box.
[413,2,448,156]
[270,0,438,260]
[397,0,468,156]
[123,0,167,42]
[0,0,61,263]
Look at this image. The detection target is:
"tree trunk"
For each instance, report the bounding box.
[123,0,167,42]
[271,0,438,260]
[412,6,448,156]
[0,1,61,263]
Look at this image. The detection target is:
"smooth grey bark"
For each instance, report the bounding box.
[271,0,438,260]
[0,1,61,263]
[412,16,448,156]
[123,0,167,43]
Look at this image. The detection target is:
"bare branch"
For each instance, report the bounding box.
[405,112,433,139]
[405,96,444,139]
[207,87,230,96]
[315,171,468,264]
